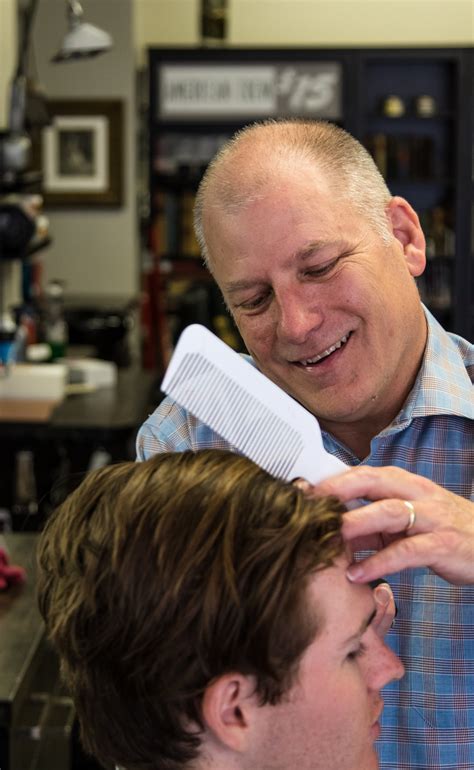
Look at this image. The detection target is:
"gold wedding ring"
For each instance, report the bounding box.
[403,500,416,531]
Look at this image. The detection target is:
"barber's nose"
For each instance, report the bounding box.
[363,629,405,691]
[276,289,323,344]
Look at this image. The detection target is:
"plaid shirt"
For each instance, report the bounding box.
[137,308,474,770]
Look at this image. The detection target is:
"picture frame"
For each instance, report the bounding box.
[34,100,124,206]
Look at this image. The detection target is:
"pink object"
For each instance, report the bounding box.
[0,548,27,590]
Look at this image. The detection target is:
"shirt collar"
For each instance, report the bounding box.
[388,306,474,431]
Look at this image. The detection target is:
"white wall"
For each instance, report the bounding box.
[0,0,22,312]
[229,0,474,46]
[0,0,17,128]
[134,0,474,56]
[134,0,199,66]
[33,0,138,298]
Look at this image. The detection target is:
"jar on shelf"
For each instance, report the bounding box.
[44,280,68,361]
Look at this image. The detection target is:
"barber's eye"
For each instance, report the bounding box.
[347,643,367,661]
[242,296,264,309]
[237,291,271,312]
[304,258,339,278]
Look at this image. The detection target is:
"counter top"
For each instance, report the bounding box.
[0,367,156,436]
[50,367,155,430]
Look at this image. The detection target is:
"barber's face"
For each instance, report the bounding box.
[206,167,426,436]
[249,557,404,770]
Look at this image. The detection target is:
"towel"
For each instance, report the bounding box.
[0,547,27,590]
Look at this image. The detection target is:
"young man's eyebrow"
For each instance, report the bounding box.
[343,608,377,646]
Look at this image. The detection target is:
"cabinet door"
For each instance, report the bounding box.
[357,49,472,338]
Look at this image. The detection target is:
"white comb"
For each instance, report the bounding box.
[161,324,347,484]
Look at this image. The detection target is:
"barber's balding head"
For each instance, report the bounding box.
[194,119,392,271]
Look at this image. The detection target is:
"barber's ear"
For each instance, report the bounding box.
[201,673,258,752]
[386,196,426,277]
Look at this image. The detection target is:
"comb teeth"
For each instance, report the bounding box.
[162,324,348,486]
[166,352,304,479]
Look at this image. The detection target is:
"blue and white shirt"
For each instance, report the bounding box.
[137,308,474,770]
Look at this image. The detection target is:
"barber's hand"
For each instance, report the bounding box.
[312,466,474,586]
[294,476,396,637]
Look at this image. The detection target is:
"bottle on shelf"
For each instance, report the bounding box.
[201,0,228,45]
[431,206,455,257]
[380,94,406,118]
[414,94,437,118]
[0,313,17,370]
[180,191,201,256]
[44,279,68,361]
[427,259,452,313]
[11,449,39,530]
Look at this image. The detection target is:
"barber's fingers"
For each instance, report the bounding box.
[292,478,312,493]
[343,492,474,585]
[341,497,426,542]
[347,533,441,583]
[343,491,473,544]
[313,464,436,504]
[303,466,473,584]
[347,529,474,586]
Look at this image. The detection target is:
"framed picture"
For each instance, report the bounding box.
[35,100,123,206]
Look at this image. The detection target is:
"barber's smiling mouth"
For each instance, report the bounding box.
[292,332,352,368]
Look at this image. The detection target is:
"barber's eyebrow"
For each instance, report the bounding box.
[224,239,346,296]
[343,608,377,646]
[294,239,341,261]
[225,277,266,295]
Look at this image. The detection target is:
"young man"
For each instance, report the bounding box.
[136,120,473,769]
[37,450,403,770]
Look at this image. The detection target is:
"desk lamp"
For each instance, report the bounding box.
[51,0,113,62]
[2,0,113,180]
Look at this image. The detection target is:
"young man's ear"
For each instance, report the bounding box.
[201,673,258,753]
[386,196,426,277]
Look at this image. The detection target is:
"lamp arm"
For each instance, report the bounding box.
[69,0,84,22]
[9,0,40,134]
[15,0,40,78]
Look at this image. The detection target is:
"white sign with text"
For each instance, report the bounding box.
[158,63,342,121]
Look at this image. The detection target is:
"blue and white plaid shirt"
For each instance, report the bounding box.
[137,308,474,770]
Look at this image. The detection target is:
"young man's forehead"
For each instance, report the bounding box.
[307,558,375,635]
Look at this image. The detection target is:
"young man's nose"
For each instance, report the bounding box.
[363,629,405,691]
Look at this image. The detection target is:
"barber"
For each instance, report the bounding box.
[137,119,473,770]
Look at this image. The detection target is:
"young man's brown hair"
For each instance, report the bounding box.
[37,449,344,770]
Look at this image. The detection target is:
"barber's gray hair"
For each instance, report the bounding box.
[194,119,393,270]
